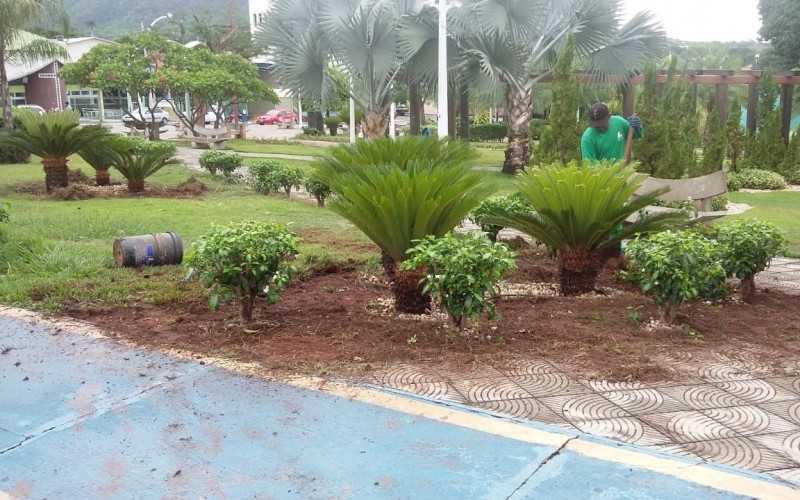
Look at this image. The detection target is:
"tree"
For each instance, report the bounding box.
[699,98,726,176]
[726,99,745,172]
[0,0,69,128]
[759,0,800,70]
[535,36,582,166]
[452,1,666,174]
[743,72,786,172]
[62,32,276,139]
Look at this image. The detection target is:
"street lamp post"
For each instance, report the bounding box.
[349,77,356,144]
[437,0,448,139]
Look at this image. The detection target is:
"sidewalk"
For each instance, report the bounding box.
[0,309,795,499]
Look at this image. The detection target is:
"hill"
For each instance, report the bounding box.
[60,0,249,38]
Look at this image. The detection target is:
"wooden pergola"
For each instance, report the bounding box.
[622,70,800,144]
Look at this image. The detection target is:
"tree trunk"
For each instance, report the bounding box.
[308,111,324,132]
[660,303,677,324]
[362,110,387,139]
[0,41,12,129]
[381,250,396,281]
[147,121,161,141]
[96,168,111,186]
[392,268,431,314]
[315,195,325,208]
[503,86,533,174]
[558,249,601,296]
[241,294,255,322]
[42,157,69,192]
[740,275,756,303]
[459,85,470,140]
[128,179,145,193]
[409,78,421,136]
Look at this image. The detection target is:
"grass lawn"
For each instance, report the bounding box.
[0,158,375,311]
[728,191,800,257]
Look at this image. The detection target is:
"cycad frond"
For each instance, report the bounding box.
[0,111,109,158]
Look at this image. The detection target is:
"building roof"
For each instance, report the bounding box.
[6,32,112,82]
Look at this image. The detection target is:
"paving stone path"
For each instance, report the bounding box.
[367,357,800,487]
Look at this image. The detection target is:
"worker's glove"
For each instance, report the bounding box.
[627,115,642,133]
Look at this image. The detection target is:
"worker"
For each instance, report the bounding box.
[580,103,642,164]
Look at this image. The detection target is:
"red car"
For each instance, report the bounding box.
[256,109,298,125]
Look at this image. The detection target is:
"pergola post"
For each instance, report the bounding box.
[780,83,794,145]
[715,82,729,125]
[747,80,759,136]
[622,84,635,117]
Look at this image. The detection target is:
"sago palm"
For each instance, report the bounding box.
[112,146,182,193]
[487,163,688,296]
[314,137,495,313]
[0,110,109,192]
[1,1,69,128]
[78,136,131,187]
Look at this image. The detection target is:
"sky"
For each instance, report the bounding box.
[623,0,762,42]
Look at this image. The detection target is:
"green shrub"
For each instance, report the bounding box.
[0,202,9,223]
[625,231,727,323]
[111,141,182,193]
[711,195,728,212]
[0,113,31,164]
[715,219,787,302]
[186,221,299,322]
[470,193,533,241]
[249,160,305,198]
[402,233,516,328]
[529,118,547,141]
[199,151,243,177]
[469,124,507,142]
[727,169,786,191]
[304,178,332,207]
[302,127,322,136]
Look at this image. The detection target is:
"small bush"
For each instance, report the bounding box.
[727,169,787,191]
[302,127,322,136]
[625,230,727,323]
[715,219,787,302]
[402,233,516,328]
[469,123,507,142]
[199,151,243,177]
[470,193,533,241]
[711,195,728,212]
[304,178,332,207]
[0,202,9,223]
[249,160,305,198]
[0,114,31,164]
[186,221,299,322]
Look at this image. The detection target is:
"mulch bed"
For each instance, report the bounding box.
[13,171,208,200]
[65,247,800,383]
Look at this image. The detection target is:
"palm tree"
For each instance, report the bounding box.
[451,0,666,173]
[258,0,425,139]
[314,137,495,313]
[0,0,70,128]
[0,110,109,191]
[487,163,687,295]
[112,142,181,193]
[78,136,130,186]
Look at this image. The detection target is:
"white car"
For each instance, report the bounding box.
[14,105,46,116]
[123,106,169,126]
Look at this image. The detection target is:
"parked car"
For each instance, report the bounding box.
[13,105,46,116]
[395,103,409,116]
[256,109,298,125]
[123,106,169,126]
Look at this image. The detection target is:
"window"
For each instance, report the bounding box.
[11,92,26,106]
[253,14,257,26]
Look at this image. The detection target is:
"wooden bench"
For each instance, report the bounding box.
[633,170,729,223]
[191,127,231,150]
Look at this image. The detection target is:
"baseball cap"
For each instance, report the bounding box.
[589,102,610,128]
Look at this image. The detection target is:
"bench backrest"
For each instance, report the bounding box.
[635,170,728,203]
[194,127,231,140]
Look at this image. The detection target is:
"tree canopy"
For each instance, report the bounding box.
[759,0,800,70]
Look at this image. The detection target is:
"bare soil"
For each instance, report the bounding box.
[14,172,208,200]
[64,248,800,383]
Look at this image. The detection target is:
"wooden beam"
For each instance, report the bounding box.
[747,82,759,136]
[716,83,729,125]
[622,84,635,116]
[780,84,794,145]
[540,71,800,86]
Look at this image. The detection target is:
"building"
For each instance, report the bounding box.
[6,33,117,117]
[248,0,295,116]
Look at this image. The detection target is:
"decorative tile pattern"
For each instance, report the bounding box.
[450,377,529,403]
[370,357,800,481]
[538,394,629,422]
[511,372,592,398]
[678,437,796,472]
[601,389,690,415]
[702,406,799,436]
[658,384,748,410]
[640,411,737,443]
[714,379,800,404]
[476,399,569,426]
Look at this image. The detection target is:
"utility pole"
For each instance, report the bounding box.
[437,0,448,139]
